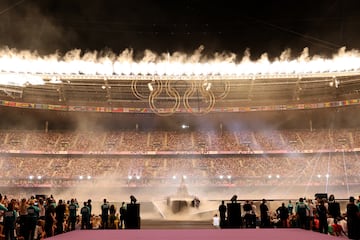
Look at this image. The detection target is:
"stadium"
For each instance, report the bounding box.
[1,46,360,213]
[0,0,360,239]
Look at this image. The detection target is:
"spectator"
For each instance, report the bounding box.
[346,196,360,239]
[101,199,110,229]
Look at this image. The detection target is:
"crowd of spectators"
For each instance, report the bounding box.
[0,152,359,188]
[0,128,359,238]
[0,128,359,187]
[0,192,358,239]
[0,128,358,153]
[0,193,139,239]
[216,195,360,239]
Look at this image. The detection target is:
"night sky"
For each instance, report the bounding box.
[0,0,360,59]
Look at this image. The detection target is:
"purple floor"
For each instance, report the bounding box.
[47,229,342,240]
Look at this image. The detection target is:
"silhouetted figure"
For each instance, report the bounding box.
[68,199,78,231]
[3,202,15,240]
[276,202,289,228]
[328,194,341,219]
[260,199,270,228]
[130,195,137,204]
[230,195,238,203]
[296,197,309,229]
[81,202,90,229]
[101,199,110,229]
[55,199,66,235]
[24,200,40,240]
[219,200,227,228]
[119,202,127,229]
[317,199,328,234]
[347,196,360,239]
[243,200,254,228]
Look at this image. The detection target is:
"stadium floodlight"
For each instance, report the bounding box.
[205,82,212,91]
[29,175,34,180]
[325,174,330,178]
[227,175,232,179]
[147,82,154,92]
[87,175,92,180]
[317,174,321,178]
[268,175,272,179]
[79,176,83,180]
[276,174,280,179]
[37,176,42,180]
[136,175,141,180]
[172,175,177,180]
[182,175,187,179]
[219,175,224,179]
[128,175,133,180]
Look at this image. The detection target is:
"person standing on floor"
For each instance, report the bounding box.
[219,200,227,228]
[68,199,79,231]
[296,197,309,229]
[276,202,289,228]
[24,200,40,240]
[316,199,328,234]
[346,196,360,240]
[328,194,341,220]
[101,199,110,229]
[3,201,15,240]
[119,202,127,229]
[260,199,270,228]
[55,199,66,235]
[81,202,91,230]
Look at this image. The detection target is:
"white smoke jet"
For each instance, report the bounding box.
[0,46,360,86]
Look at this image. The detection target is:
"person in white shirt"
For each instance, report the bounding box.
[306,199,315,230]
[213,214,220,228]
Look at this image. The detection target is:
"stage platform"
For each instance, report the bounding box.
[48,228,341,240]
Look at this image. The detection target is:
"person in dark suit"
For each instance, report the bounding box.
[260,199,270,228]
[346,196,360,240]
[328,194,341,219]
[219,200,227,228]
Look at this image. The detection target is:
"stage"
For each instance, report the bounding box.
[47,228,341,240]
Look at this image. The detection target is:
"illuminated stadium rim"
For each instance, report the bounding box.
[26,70,360,80]
[1,70,360,116]
[13,69,360,81]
